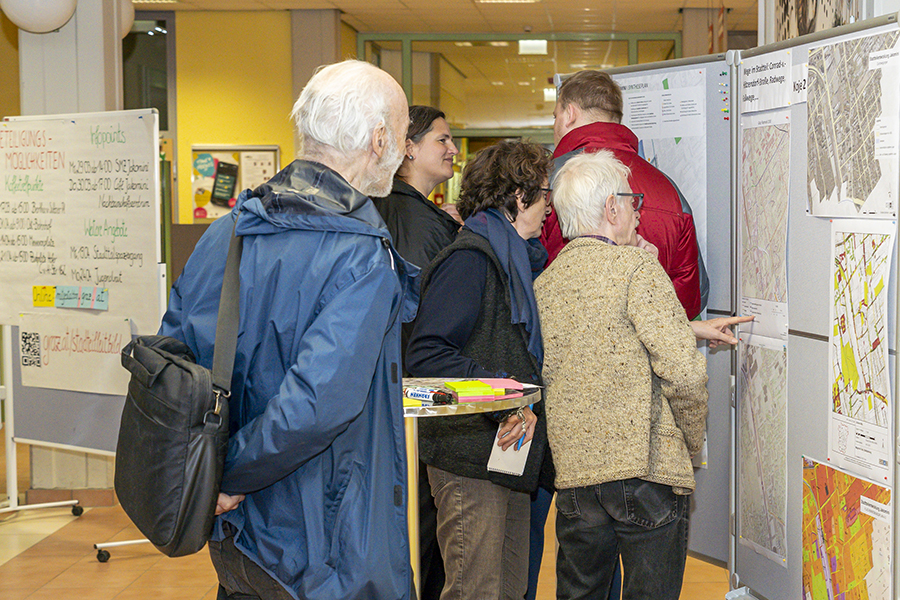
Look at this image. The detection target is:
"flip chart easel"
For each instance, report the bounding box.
[0,108,163,521]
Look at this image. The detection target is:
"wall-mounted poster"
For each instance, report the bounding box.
[777,0,862,42]
[801,457,892,600]
[806,31,900,218]
[827,219,895,484]
[191,145,280,222]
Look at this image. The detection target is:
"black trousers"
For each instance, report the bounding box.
[209,524,293,600]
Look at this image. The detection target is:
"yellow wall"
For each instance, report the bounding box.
[0,13,20,118]
[341,21,357,60]
[175,11,296,223]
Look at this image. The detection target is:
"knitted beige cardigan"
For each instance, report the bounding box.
[534,238,709,493]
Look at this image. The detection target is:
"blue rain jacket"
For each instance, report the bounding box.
[160,160,418,600]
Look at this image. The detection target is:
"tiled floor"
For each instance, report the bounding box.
[2,440,730,599]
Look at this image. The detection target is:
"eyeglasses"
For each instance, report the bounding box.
[616,192,644,211]
[540,188,552,205]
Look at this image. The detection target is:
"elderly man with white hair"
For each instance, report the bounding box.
[534,149,709,600]
[159,60,416,600]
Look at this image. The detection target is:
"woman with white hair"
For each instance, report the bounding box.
[533,149,709,600]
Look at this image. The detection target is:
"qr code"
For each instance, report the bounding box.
[21,332,41,368]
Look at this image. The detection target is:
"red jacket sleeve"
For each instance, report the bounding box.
[540,206,568,267]
[666,212,702,320]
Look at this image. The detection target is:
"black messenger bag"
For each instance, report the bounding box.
[115,223,242,557]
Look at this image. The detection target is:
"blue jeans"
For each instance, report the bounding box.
[428,465,530,600]
[555,479,690,600]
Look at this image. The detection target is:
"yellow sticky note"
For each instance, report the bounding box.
[32,286,55,307]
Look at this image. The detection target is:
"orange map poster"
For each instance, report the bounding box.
[802,457,892,600]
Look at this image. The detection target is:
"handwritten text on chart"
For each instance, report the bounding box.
[0,112,161,334]
[20,327,123,368]
[31,285,110,310]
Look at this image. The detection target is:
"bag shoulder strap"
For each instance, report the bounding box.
[212,218,243,393]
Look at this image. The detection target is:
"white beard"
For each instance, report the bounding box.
[359,131,403,197]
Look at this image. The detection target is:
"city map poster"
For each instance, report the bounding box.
[738,110,790,342]
[827,219,895,485]
[807,30,900,218]
[616,68,708,258]
[802,456,892,600]
[738,333,788,565]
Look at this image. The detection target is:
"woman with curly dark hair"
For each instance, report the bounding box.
[406,140,553,600]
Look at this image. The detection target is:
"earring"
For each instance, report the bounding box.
[407,155,415,160]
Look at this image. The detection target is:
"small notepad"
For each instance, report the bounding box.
[486,424,532,476]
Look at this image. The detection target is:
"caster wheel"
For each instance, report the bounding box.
[97,549,110,563]
[72,505,84,516]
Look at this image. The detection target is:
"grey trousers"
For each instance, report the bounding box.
[427,465,530,600]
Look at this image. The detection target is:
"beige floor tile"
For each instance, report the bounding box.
[201,586,220,600]
[127,567,219,589]
[23,586,124,600]
[0,508,80,534]
[0,534,48,564]
[0,588,34,600]
[682,556,729,583]
[40,562,149,589]
[679,579,731,600]
[114,584,217,600]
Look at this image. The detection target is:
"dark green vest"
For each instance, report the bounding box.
[417,229,550,493]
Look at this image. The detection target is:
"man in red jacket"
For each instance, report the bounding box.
[542,69,708,320]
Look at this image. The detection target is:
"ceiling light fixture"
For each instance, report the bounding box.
[455,41,473,47]
[488,41,510,47]
[518,40,547,55]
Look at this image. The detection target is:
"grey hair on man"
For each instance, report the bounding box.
[551,149,631,239]
[291,60,407,197]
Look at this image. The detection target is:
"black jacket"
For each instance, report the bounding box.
[372,178,460,270]
[373,178,460,371]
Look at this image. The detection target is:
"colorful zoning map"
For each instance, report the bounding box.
[831,229,892,427]
[807,31,900,216]
[740,115,791,303]
[802,458,892,600]
[739,339,788,561]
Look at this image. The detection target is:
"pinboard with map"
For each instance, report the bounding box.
[734,15,899,600]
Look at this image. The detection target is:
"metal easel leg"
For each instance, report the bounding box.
[1,325,83,519]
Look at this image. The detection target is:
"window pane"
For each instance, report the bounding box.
[410,39,628,130]
[638,40,676,64]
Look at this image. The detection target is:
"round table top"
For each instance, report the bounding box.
[402,378,541,418]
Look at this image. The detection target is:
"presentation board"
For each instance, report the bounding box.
[0,109,162,454]
[606,54,734,564]
[733,14,900,599]
[0,109,163,334]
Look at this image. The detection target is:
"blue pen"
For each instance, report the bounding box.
[516,404,533,451]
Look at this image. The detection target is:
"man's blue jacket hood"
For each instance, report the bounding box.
[160,160,417,600]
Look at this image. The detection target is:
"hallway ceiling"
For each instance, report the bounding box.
[131,0,758,128]
[132,0,760,34]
